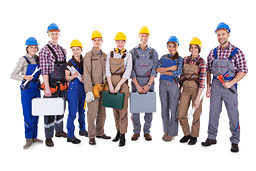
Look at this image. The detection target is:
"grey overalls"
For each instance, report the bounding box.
[130,47,158,134]
[208,47,240,144]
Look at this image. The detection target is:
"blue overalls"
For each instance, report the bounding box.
[20,56,41,138]
[66,59,86,138]
[208,47,240,144]
[159,55,180,136]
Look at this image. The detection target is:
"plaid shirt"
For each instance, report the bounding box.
[207,42,248,73]
[183,56,207,89]
[39,41,67,75]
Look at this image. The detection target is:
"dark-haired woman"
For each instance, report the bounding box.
[156,36,183,142]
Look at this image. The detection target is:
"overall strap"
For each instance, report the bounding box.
[23,56,31,64]
[69,59,81,74]
[47,44,66,63]
[228,47,239,60]
[213,48,218,59]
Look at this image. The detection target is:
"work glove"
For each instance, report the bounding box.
[86,91,95,103]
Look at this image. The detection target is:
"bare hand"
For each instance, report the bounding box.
[169,65,177,71]
[114,84,121,93]
[222,81,233,89]
[206,88,211,98]
[44,86,52,97]
[142,85,150,94]
[72,72,79,78]
[24,75,33,81]
[194,98,200,109]
[136,85,144,93]
[109,84,115,93]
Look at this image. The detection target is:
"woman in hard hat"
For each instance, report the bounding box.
[11,37,43,149]
[106,32,133,147]
[178,37,206,145]
[65,40,88,144]
[156,36,183,142]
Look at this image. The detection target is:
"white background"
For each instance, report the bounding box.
[1,0,255,170]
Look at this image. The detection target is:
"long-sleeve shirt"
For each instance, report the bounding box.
[11,53,38,81]
[39,41,67,75]
[157,54,184,77]
[207,42,248,73]
[129,45,158,78]
[183,55,207,89]
[105,50,133,79]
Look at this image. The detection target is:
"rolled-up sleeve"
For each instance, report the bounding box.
[122,52,133,79]
[172,56,183,77]
[150,49,158,77]
[11,57,25,81]
[235,49,248,73]
[39,48,50,75]
[129,49,136,78]
[206,50,214,73]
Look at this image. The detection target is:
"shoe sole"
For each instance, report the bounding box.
[201,142,217,146]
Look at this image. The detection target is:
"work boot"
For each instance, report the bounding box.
[119,134,126,147]
[79,130,88,137]
[45,138,54,147]
[231,143,239,153]
[131,133,140,141]
[180,135,191,143]
[162,133,168,140]
[201,139,217,147]
[144,134,152,141]
[89,138,96,145]
[23,138,33,149]
[33,138,43,143]
[55,131,67,138]
[67,137,81,144]
[163,135,174,142]
[188,137,197,145]
[96,134,111,139]
[112,130,120,142]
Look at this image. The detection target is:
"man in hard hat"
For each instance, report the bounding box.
[83,31,111,145]
[106,32,132,147]
[65,40,88,144]
[202,22,248,152]
[129,26,158,141]
[39,23,68,147]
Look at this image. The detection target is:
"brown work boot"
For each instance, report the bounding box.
[162,133,168,140]
[55,131,67,138]
[89,138,96,145]
[96,134,111,139]
[45,138,54,147]
[33,138,43,143]
[23,138,33,149]
[131,133,140,141]
[144,134,152,141]
[163,135,174,142]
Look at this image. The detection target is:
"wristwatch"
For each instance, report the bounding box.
[148,84,151,87]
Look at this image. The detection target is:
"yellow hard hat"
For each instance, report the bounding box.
[91,31,103,40]
[115,32,127,41]
[139,26,150,35]
[189,37,202,47]
[70,39,83,48]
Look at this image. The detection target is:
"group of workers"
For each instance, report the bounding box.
[11,22,248,153]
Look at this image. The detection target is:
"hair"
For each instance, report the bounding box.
[189,44,201,54]
[26,46,39,53]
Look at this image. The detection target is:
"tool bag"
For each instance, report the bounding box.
[32,97,65,116]
[102,91,124,109]
[130,92,156,113]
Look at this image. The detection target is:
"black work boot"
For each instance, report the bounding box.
[119,134,126,147]
[188,137,197,145]
[79,130,88,137]
[112,130,120,142]
[67,137,81,144]
[201,139,217,147]
[231,143,239,153]
[179,135,191,143]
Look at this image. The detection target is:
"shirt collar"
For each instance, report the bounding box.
[71,55,83,64]
[92,47,103,55]
[218,41,231,50]
[136,44,150,50]
[48,41,58,48]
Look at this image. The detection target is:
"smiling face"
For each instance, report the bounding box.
[139,33,149,45]
[167,42,178,55]
[92,38,103,49]
[48,31,60,44]
[71,47,82,58]
[26,45,38,56]
[189,44,200,56]
[115,40,126,49]
[216,29,230,46]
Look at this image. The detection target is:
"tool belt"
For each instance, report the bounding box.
[92,83,108,98]
[40,81,68,94]
[179,73,199,88]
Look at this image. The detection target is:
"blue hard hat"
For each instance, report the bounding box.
[47,23,60,33]
[215,22,231,33]
[25,37,38,46]
[167,36,179,46]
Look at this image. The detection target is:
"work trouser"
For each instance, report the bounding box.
[207,79,240,144]
[87,93,106,139]
[44,88,66,139]
[159,80,180,136]
[178,81,203,137]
